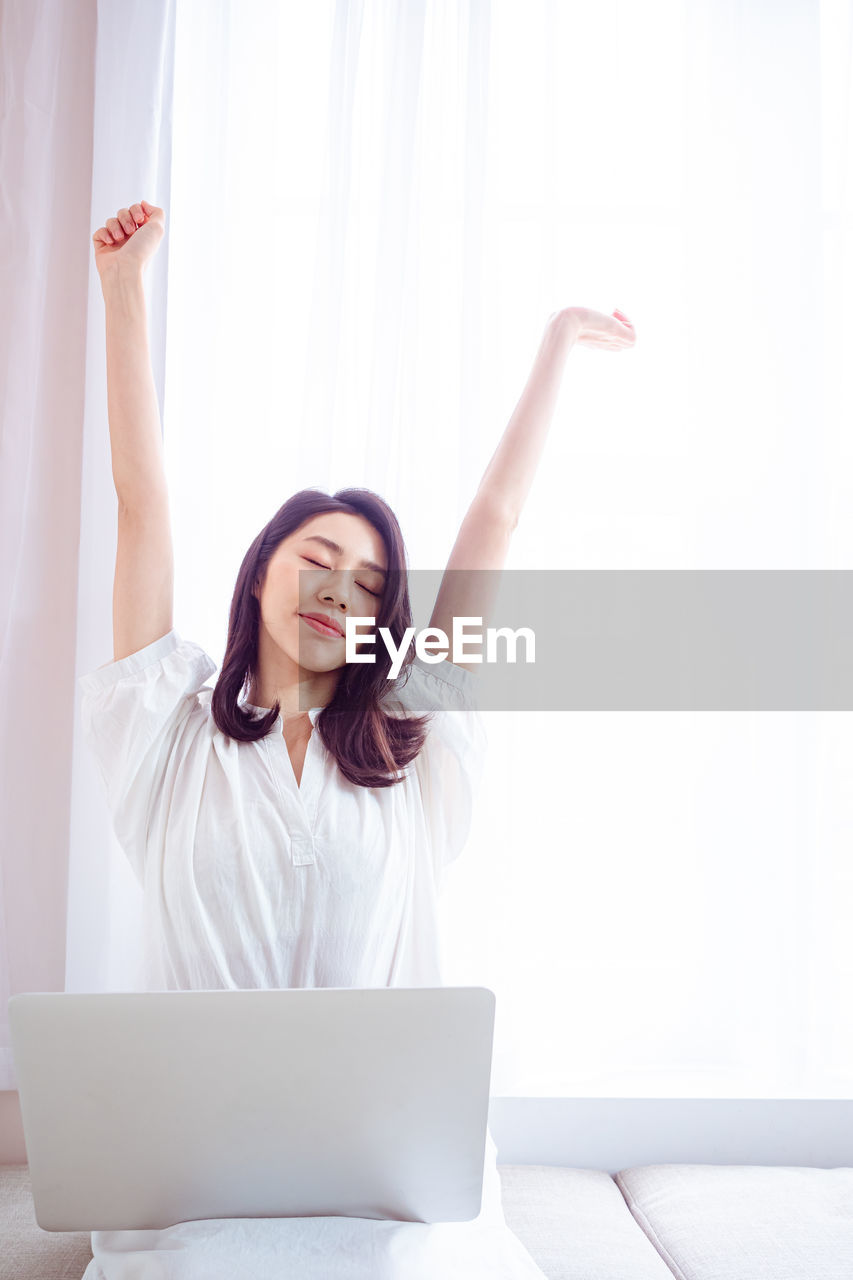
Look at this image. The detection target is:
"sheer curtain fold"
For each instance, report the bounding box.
[0,0,99,1092]
[69,0,177,1001]
[0,0,175,1090]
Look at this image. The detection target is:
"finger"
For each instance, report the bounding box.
[93,229,113,246]
[129,202,146,224]
[116,207,136,235]
[106,216,125,240]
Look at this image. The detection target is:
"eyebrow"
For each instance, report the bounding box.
[300,535,387,577]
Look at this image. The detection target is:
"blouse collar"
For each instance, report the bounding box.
[242,700,323,728]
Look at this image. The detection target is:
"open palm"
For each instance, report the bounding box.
[569,306,636,350]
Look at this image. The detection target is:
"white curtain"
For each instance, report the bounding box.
[68,0,177,1003]
[162,0,853,1099]
[0,0,98,1091]
[2,0,853,1102]
[0,0,175,1090]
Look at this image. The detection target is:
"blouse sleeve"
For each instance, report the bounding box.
[383,655,488,885]
[77,629,218,885]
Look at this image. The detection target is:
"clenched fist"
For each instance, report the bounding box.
[92,200,165,281]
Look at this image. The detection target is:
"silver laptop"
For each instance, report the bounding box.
[8,986,495,1232]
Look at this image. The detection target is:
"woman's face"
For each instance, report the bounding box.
[253,512,388,674]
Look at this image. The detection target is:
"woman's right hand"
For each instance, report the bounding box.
[92,200,165,280]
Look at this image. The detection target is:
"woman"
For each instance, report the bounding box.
[80,199,635,1279]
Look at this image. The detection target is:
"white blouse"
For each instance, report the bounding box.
[77,630,549,1278]
[78,628,488,993]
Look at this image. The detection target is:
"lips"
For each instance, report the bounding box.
[299,612,345,638]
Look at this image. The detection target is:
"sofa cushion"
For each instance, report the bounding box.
[0,1164,93,1278]
[1,1161,669,1280]
[615,1163,853,1280]
[499,1164,677,1279]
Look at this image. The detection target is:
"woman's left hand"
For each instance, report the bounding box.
[551,306,637,350]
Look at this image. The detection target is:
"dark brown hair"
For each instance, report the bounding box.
[210,487,432,788]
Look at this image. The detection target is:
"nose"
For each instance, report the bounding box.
[319,570,352,613]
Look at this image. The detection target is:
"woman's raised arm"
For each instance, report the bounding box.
[93,201,174,662]
[429,306,636,670]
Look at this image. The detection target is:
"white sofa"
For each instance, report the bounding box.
[3,1161,853,1279]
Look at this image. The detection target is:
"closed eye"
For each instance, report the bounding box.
[301,557,381,598]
